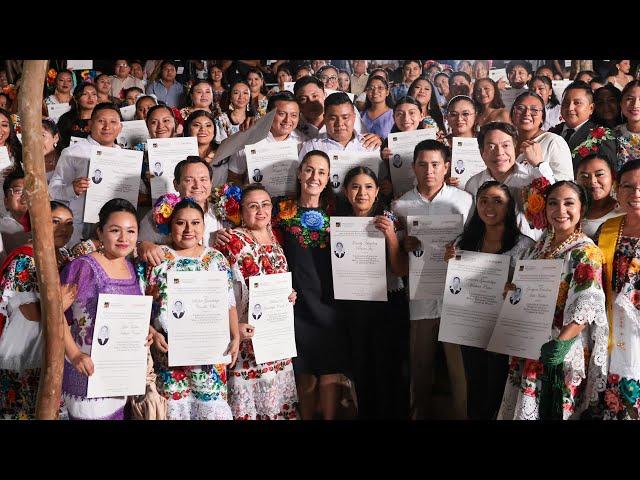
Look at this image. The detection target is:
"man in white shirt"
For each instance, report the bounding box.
[349,60,369,95]
[137,157,223,266]
[465,122,556,241]
[110,59,145,100]
[298,92,385,195]
[293,76,370,141]
[49,103,124,246]
[392,139,472,420]
[227,91,305,184]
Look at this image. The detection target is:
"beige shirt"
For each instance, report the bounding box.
[350,73,369,95]
[110,75,145,99]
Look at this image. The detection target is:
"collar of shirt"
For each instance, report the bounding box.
[320,132,367,151]
[412,183,450,204]
[477,161,536,187]
[86,135,120,149]
[562,119,589,136]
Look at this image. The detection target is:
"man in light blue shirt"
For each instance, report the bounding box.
[145,60,185,108]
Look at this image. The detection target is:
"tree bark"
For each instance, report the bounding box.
[18,60,65,420]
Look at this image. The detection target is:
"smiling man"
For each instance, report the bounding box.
[227,91,304,184]
[110,59,145,100]
[465,122,556,240]
[49,103,124,246]
[549,81,617,170]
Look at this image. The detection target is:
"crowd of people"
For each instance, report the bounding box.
[0,58,639,420]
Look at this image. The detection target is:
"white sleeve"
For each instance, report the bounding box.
[533,161,556,184]
[48,151,79,202]
[138,211,166,244]
[228,149,247,175]
[544,135,574,181]
[298,140,314,162]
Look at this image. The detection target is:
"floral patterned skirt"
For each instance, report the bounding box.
[498,357,585,420]
[152,350,232,420]
[0,368,40,420]
[228,340,299,420]
[602,374,640,420]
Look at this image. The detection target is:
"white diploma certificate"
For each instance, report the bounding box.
[330,217,387,301]
[83,146,143,223]
[388,129,437,197]
[117,120,150,149]
[245,141,299,197]
[489,68,507,84]
[248,272,297,364]
[438,251,510,348]
[86,294,152,398]
[47,102,71,123]
[328,151,381,195]
[500,88,527,111]
[407,214,463,300]
[450,137,486,190]
[148,137,199,202]
[167,270,231,367]
[552,79,572,103]
[487,259,564,360]
[283,82,295,93]
[70,136,88,145]
[66,60,93,70]
[120,104,136,121]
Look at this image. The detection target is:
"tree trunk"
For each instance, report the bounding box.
[18,60,66,420]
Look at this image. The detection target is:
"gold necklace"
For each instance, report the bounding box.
[542,228,583,259]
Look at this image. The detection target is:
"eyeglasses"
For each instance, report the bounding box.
[447,111,473,119]
[8,188,24,197]
[320,75,338,82]
[116,63,129,68]
[245,202,273,212]
[513,104,544,115]
[619,183,640,193]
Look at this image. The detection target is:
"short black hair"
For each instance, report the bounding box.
[618,158,640,180]
[449,71,471,85]
[267,90,297,112]
[478,122,518,151]
[293,75,324,96]
[97,198,138,230]
[413,139,450,164]
[324,91,352,110]
[3,169,24,197]
[174,156,213,183]
[91,102,123,121]
[561,80,593,103]
[506,60,533,76]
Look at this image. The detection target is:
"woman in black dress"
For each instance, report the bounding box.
[337,166,410,419]
[273,150,348,419]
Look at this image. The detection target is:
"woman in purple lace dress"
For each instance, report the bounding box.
[60,199,145,420]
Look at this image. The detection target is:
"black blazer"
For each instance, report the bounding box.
[550,120,617,171]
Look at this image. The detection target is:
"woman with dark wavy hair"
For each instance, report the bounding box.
[444,181,533,419]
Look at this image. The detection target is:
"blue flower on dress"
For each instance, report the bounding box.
[227,185,242,202]
[15,258,29,272]
[619,378,640,405]
[300,210,324,231]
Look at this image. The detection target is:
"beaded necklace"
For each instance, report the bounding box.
[541,228,583,259]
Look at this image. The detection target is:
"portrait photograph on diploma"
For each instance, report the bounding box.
[450,137,486,190]
[329,152,381,195]
[330,217,387,301]
[487,259,564,360]
[438,250,510,348]
[86,294,152,398]
[83,146,143,223]
[388,129,437,197]
[248,272,297,365]
[244,141,299,197]
[148,136,199,202]
[407,214,463,300]
[167,270,232,367]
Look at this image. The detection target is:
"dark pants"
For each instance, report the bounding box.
[460,346,509,420]
[345,290,410,419]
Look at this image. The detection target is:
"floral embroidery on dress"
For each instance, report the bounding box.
[218,230,299,420]
[614,124,640,172]
[572,126,614,159]
[273,200,331,249]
